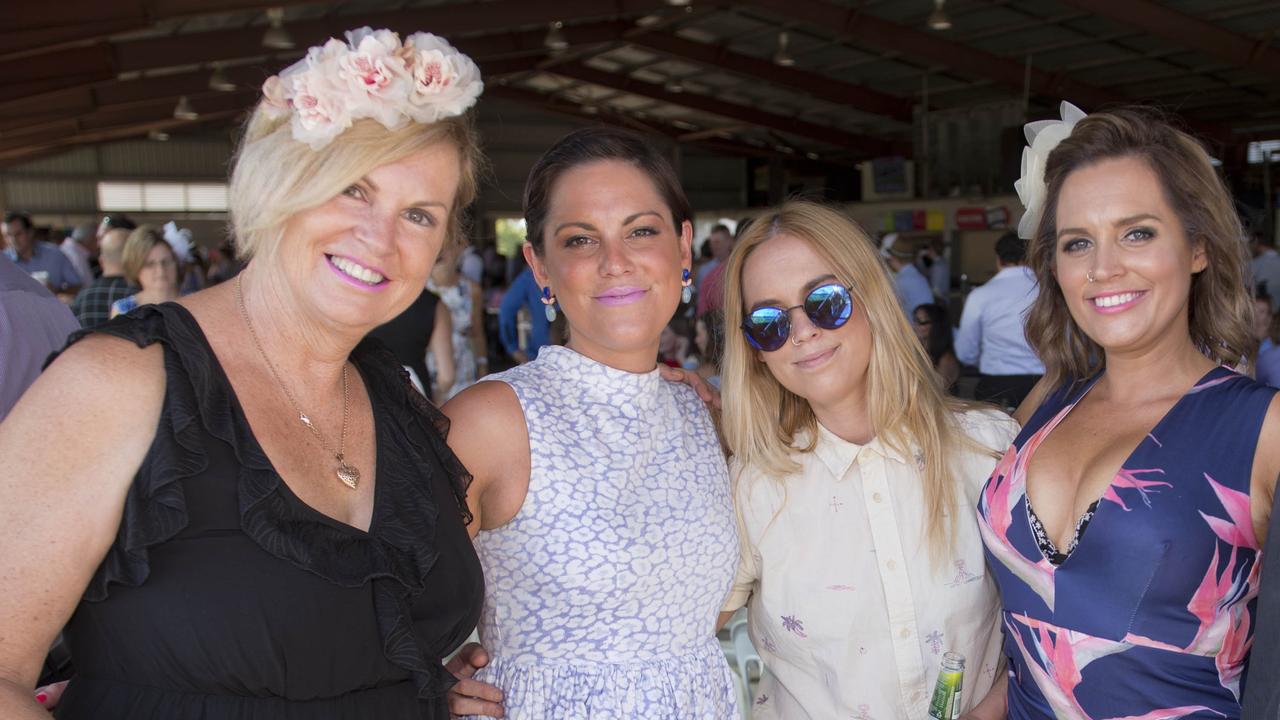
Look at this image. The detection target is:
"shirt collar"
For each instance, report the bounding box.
[796,422,911,480]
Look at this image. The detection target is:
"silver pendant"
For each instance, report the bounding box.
[337,462,360,490]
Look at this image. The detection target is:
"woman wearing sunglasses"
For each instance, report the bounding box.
[717,200,1016,719]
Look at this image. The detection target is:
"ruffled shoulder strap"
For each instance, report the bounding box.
[50,302,223,603]
[351,338,473,526]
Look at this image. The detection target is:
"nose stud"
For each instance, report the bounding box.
[1087,270,1096,283]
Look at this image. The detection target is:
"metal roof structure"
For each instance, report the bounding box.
[2,0,1277,169]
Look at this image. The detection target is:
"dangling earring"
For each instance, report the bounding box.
[541,286,557,322]
[680,268,693,304]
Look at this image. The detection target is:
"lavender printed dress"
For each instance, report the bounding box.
[978,367,1275,719]
[464,346,739,719]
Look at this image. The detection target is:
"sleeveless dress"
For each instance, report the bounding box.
[427,277,475,399]
[977,367,1275,719]
[466,345,739,719]
[52,303,484,719]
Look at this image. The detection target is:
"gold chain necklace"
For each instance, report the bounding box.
[235,275,361,489]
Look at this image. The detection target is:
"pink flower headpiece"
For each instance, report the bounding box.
[261,27,483,150]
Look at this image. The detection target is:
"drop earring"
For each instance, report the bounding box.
[541,286,557,322]
[680,268,693,304]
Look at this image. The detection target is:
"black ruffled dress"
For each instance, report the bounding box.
[52,303,483,719]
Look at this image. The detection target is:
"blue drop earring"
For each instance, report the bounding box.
[680,268,693,304]
[541,286,557,322]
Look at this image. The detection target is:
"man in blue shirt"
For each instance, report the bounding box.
[2,211,81,295]
[499,265,551,363]
[879,232,934,319]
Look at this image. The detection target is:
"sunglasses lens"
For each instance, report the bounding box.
[742,308,789,352]
[805,284,853,329]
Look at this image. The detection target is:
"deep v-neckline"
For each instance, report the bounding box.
[175,302,385,536]
[1022,366,1223,568]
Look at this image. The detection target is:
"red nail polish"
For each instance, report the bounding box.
[35,693,48,704]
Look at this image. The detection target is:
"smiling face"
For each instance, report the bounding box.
[267,142,461,333]
[1052,155,1206,358]
[740,231,871,413]
[528,159,692,371]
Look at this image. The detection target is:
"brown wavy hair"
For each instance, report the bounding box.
[1025,107,1253,388]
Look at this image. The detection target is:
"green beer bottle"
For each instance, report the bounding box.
[927,651,965,720]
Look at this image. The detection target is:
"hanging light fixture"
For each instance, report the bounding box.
[262,7,295,49]
[928,0,952,31]
[665,0,692,5]
[173,96,199,120]
[148,129,170,142]
[773,31,795,67]
[208,65,236,92]
[544,21,569,52]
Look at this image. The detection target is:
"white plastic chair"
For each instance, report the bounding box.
[731,618,762,709]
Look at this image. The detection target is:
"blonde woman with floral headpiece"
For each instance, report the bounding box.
[0,27,486,720]
[716,199,1017,719]
[977,103,1280,719]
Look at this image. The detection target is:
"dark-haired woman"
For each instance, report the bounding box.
[912,302,960,391]
[444,127,738,718]
[976,104,1280,719]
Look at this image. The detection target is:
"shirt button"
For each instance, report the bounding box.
[873,492,883,503]
[887,559,897,570]
[900,627,911,638]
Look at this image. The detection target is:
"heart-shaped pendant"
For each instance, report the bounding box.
[337,462,360,490]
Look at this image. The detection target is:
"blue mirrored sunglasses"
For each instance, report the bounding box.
[740,283,854,352]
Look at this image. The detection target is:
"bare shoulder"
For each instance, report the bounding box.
[1256,393,1280,493]
[442,380,528,508]
[38,333,166,418]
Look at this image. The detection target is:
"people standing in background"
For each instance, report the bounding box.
[499,263,550,363]
[879,232,934,319]
[457,242,484,285]
[2,211,82,295]
[918,238,950,300]
[913,302,961,391]
[1250,230,1280,312]
[955,232,1044,410]
[0,254,80,421]
[71,228,135,329]
[693,309,724,389]
[1253,287,1280,388]
[109,226,180,318]
[368,288,456,404]
[60,224,97,287]
[695,224,734,316]
[429,242,487,398]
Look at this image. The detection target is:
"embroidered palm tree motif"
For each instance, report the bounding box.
[925,630,945,654]
[780,615,807,637]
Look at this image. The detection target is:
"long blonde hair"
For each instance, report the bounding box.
[721,200,991,561]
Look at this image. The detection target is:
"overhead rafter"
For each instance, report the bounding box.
[730,0,1130,111]
[525,61,901,157]
[0,0,321,60]
[623,31,914,123]
[486,84,855,168]
[1053,0,1280,78]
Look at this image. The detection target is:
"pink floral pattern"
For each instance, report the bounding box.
[977,368,1273,719]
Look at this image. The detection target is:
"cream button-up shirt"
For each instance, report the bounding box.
[722,408,1017,720]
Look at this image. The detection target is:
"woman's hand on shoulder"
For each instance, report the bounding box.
[0,334,164,712]
[658,365,721,410]
[442,381,529,535]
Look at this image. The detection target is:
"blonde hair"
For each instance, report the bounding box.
[1026,107,1254,388]
[721,200,993,561]
[121,225,172,286]
[228,104,483,262]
